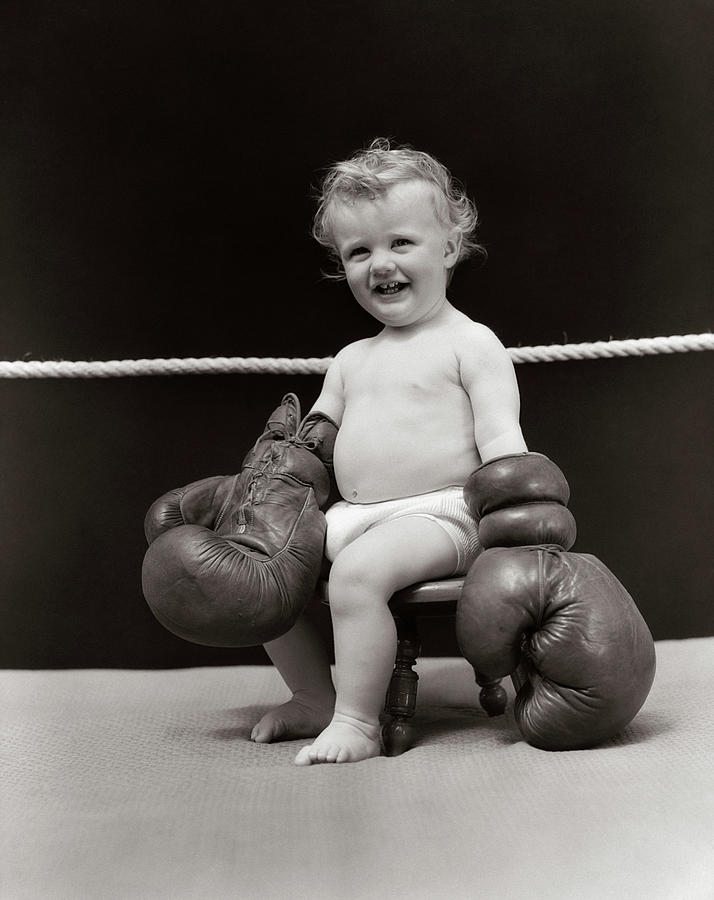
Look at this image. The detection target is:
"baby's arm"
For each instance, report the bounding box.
[309,349,347,425]
[459,324,528,462]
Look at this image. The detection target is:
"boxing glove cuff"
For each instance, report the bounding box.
[465,452,576,551]
[297,410,340,507]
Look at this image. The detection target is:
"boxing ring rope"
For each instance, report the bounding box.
[0,332,712,378]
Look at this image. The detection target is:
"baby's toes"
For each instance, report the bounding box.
[319,743,341,763]
[335,745,352,763]
[250,720,272,742]
[294,744,314,766]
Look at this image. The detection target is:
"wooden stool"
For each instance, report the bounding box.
[318,576,507,756]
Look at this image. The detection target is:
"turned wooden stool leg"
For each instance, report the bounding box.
[382,616,421,756]
[474,673,508,717]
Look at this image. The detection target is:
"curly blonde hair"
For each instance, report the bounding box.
[312,138,485,280]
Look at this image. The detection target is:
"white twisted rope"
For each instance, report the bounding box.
[506,333,714,364]
[0,356,332,378]
[1,333,711,378]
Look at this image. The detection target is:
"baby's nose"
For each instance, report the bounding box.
[370,253,396,276]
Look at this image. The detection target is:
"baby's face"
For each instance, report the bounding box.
[329,180,459,328]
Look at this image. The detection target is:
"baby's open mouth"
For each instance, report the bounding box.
[374,282,407,296]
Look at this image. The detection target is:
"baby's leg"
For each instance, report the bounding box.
[294,517,458,765]
[251,612,335,743]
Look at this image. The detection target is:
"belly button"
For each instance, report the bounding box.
[351,489,358,499]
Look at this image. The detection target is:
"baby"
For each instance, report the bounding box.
[251,138,527,764]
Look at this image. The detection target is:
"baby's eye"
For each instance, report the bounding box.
[392,238,411,248]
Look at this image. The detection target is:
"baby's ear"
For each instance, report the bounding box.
[444,230,461,268]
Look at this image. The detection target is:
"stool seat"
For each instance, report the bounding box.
[317,575,507,755]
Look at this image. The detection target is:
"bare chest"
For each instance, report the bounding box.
[345,339,461,404]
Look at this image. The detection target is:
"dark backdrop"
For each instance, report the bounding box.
[2,0,712,667]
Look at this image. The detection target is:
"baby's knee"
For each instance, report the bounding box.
[328,551,390,613]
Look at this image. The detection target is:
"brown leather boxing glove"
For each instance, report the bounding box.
[457,453,656,750]
[142,394,338,647]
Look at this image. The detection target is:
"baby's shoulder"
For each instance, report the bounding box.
[332,336,375,371]
[443,314,516,382]
[446,312,507,356]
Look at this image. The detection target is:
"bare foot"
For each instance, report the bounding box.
[294,713,381,765]
[250,695,334,743]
